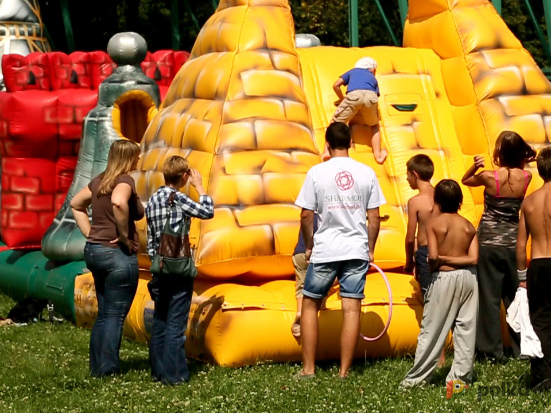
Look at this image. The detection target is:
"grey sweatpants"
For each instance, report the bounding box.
[401,267,479,387]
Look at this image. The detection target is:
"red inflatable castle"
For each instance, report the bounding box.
[0,50,189,249]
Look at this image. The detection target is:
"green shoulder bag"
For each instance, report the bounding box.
[150,192,198,278]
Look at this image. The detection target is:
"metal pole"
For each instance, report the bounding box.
[492,0,502,15]
[521,0,551,66]
[59,0,75,52]
[398,0,408,26]
[183,0,201,32]
[373,0,400,47]
[544,0,551,53]
[171,0,180,50]
[349,0,359,47]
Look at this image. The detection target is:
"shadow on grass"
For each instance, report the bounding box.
[120,356,150,374]
[120,356,208,377]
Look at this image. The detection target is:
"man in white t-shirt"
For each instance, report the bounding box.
[295,122,386,379]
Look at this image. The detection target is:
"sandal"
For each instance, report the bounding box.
[295,370,315,380]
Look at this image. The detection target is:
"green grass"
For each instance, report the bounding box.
[0,293,550,413]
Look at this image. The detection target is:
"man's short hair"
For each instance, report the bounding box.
[326,123,351,150]
[163,156,189,185]
[434,179,463,214]
[537,146,551,182]
[407,155,434,181]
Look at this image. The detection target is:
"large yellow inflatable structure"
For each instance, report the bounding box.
[75,0,548,366]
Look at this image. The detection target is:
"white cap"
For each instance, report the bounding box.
[355,57,377,70]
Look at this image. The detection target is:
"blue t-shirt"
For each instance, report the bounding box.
[293,214,319,255]
[341,68,379,95]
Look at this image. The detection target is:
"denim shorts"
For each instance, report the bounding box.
[415,245,432,301]
[303,259,369,299]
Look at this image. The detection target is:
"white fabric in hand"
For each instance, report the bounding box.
[506,288,544,359]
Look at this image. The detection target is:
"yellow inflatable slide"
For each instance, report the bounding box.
[76,0,548,366]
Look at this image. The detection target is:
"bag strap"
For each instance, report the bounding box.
[165,190,191,235]
[183,215,191,235]
[167,191,176,213]
[159,192,175,233]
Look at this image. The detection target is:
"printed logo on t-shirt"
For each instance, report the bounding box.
[335,171,354,191]
[327,171,362,211]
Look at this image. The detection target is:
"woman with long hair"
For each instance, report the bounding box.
[71,140,144,377]
[462,131,536,360]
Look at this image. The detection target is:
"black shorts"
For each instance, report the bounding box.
[415,245,432,300]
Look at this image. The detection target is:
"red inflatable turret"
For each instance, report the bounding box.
[0,50,189,249]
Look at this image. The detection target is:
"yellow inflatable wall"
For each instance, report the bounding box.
[404,0,551,216]
[134,0,318,280]
[73,0,550,366]
[75,271,430,366]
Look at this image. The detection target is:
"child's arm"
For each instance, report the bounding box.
[438,233,479,268]
[174,169,215,220]
[462,156,486,187]
[427,220,440,273]
[516,206,529,288]
[404,198,418,273]
[333,78,346,101]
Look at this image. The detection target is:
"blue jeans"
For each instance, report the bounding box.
[148,274,194,384]
[303,259,369,299]
[84,242,139,377]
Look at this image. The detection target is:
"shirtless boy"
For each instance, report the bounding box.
[404,155,435,296]
[403,155,446,367]
[401,179,479,387]
[517,146,551,391]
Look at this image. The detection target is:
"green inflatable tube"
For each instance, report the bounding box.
[0,248,87,320]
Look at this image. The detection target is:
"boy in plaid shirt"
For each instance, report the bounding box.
[146,155,214,385]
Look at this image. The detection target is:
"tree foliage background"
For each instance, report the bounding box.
[39,0,550,68]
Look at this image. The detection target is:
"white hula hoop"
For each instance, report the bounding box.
[359,262,393,342]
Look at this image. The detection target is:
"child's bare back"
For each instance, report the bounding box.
[428,213,477,272]
[410,187,435,247]
[426,179,478,273]
[521,185,551,259]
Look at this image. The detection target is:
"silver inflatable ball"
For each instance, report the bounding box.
[107,32,147,66]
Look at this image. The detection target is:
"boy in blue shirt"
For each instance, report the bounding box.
[332,57,387,164]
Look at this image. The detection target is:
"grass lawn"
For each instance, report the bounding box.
[0,293,549,413]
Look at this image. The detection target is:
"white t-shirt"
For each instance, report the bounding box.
[295,157,386,263]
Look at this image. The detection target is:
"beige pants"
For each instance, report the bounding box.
[401,267,479,387]
[292,253,308,298]
[332,90,379,126]
[292,253,337,305]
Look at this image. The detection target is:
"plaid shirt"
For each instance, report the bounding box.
[146,186,214,260]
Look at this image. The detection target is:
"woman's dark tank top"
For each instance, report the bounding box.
[477,170,528,248]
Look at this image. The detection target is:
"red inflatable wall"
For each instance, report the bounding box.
[0,50,189,249]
